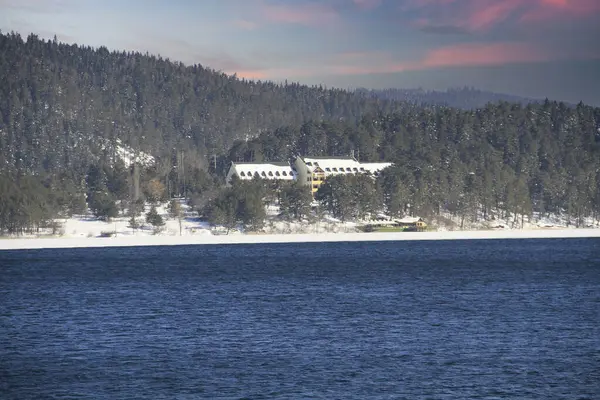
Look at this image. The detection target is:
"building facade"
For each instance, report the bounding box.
[226,157,394,195]
[293,156,393,195]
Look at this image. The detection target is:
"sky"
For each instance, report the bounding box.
[1,0,600,105]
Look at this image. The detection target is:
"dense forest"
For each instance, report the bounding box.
[227,101,600,227]
[0,31,413,177]
[1,32,599,235]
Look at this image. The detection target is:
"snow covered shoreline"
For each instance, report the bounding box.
[1,228,599,251]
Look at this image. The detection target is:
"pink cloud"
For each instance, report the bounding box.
[521,0,600,21]
[225,41,558,80]
[327,42,553,75]
[262,2,339,26]
[224,64,332,81]
[405,0,600,32]
[243,42,549,78]
[401,0,521,32]
[420,42,549,68]
[466,0,523,31]
[229,70,269,80]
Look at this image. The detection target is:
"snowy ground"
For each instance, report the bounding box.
[57,201,213,239]
[1,200,599,250]
[429,210,600,231]
[1,228,599,251]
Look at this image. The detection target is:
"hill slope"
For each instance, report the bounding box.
[0,32,410,176]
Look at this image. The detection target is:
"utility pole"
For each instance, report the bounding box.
[133,161,140,202]
[175,149,179,197]
[181,150,186,199]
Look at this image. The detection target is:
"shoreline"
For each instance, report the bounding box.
[1,228,599,250]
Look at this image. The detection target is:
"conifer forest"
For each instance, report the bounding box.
[1,32,599,234]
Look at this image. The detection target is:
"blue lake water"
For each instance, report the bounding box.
[1,239,599,399]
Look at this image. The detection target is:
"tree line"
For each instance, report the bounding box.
[0,160,219,235]
[2,98,599,234]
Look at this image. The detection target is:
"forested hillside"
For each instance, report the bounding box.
[0,32,409,177]
[229,101,600,225]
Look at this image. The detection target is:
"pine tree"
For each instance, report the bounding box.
[279,182,312,221]
[168,199,183,236]
[145,205,165,234]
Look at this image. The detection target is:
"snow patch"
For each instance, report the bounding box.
[97,138,155,167]
[115,141,155,168]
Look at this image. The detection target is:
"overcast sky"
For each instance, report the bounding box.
[2,0,599,105]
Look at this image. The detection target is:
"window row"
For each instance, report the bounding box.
[305,162,365,173]
[325,167,365,172]
[238,170,291,177]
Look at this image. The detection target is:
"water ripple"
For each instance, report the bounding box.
[1,239,599,399]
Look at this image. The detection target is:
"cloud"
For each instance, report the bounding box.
[403,0,600,33]
[420,42,548,68]
[521,0,600,22]
[324,42,555,75]
[229,42,553,80]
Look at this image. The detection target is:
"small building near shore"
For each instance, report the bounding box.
[395,217,428,231]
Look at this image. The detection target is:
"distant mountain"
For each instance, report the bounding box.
[355,87,542,109]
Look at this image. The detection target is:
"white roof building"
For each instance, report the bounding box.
[295,156,393,177]
[396,216,422,224]
[358,162,394,175]
[293,155,394,196]
[225,162,296,185]
[224,157,393,189]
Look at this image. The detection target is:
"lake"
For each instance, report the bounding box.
[1,239,599,399]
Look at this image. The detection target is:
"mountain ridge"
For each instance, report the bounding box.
[354,87,550,109]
